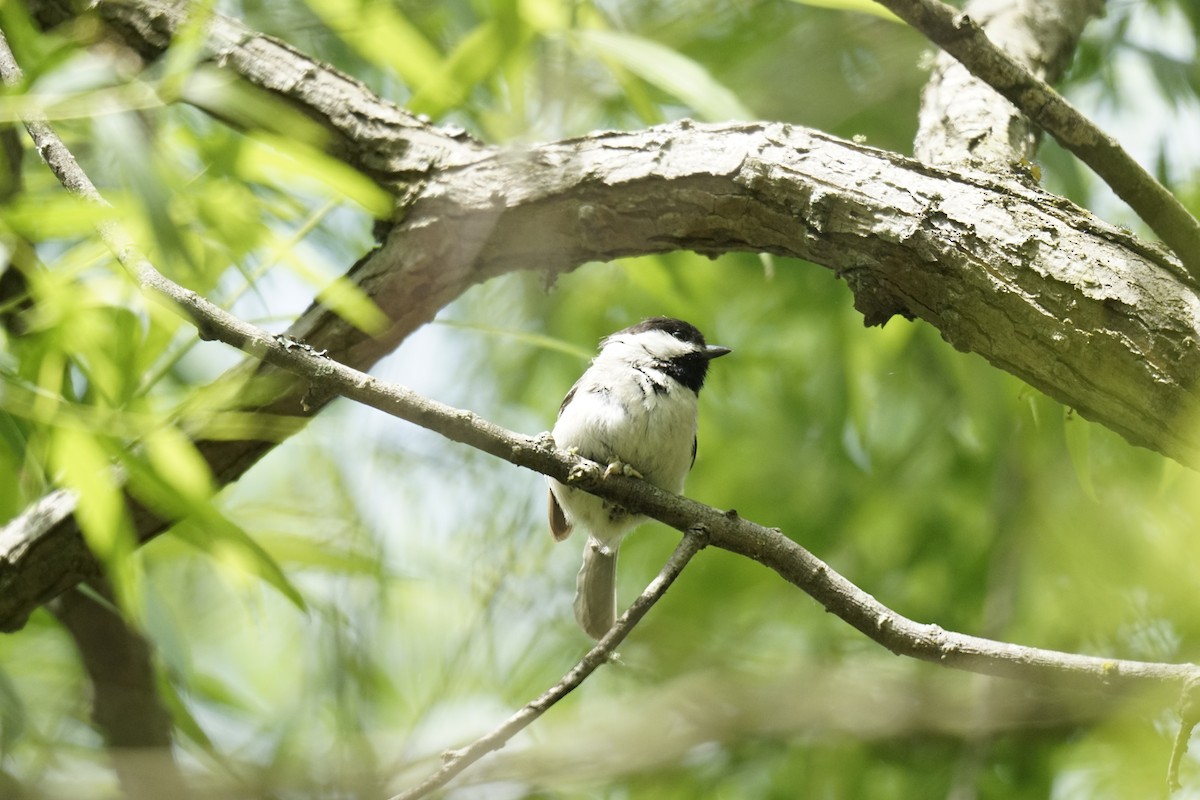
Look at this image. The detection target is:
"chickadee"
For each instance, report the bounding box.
[548,317,730,638]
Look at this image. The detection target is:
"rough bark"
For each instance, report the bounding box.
[878,0,1200,280]
[915,0,1104,167]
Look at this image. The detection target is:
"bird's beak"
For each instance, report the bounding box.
[704,345,732,359]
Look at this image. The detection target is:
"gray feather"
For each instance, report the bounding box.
[574,539,618,639]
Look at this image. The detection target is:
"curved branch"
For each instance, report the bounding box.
[45,212,1200,694]
[380,121,1200,466]
[876,0,1200,280]
[2,94,1197,782]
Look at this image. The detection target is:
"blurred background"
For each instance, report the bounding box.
[2,0,1200,797]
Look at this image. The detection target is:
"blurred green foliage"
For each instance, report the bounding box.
[1,0,1200,798]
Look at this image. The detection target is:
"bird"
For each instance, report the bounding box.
[547,317,730,638]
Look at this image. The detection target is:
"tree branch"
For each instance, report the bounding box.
[7,3,1198,790]
[52,583,192,800]
[61,0,487,182]
[21,179,1200,698]
[875,0,1200,280]
[915,0,1102,167]
[105,255,1200,694]
[387,527,709,800]
[5,114,1200,628]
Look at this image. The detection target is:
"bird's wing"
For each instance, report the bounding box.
[548,488,573,541]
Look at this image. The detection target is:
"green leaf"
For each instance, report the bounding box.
[1062,409,1097,501]
[94,112,199,283]
[238,133,393,218]
[436,319,595,360]
[409,21,513,118]
[159,0,218,100]
[787,0,902,22]
[252,529,382,576]
[142,425,216,505]
[577,29,754,121]
[0,193,114,239]
[156,674,217,752]
[180,66,331,151]
[285,256,389,336]
[114,433,308,612]
[49,426,143,616]
[302,0,447,91]
[49,427,131,559]
[172,516,308,612]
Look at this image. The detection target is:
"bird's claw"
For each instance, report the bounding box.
[603,461,643,480]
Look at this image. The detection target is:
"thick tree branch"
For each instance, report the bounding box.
[915,0,1102,167]
[388,528,709,800]
[52,584,192,800]
[5,4,1197,791]
[51,0,487,182]
[18,156,1200,696]
[875,0,1200,280]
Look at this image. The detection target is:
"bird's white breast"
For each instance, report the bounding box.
[549,360,699,545]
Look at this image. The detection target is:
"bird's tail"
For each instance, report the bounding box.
[574,538,618,639]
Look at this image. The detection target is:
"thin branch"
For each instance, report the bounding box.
[875,0,1200,281]
[387,527,709,800]
[3,39,1199,699]
[914,0,1102,167]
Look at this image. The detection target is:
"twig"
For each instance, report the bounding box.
[874,0,1200,282]
[0,34,104,201]
[387,527,709,800]
[1169,676,1200,791]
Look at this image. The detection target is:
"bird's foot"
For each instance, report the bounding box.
[566,453,599,484]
